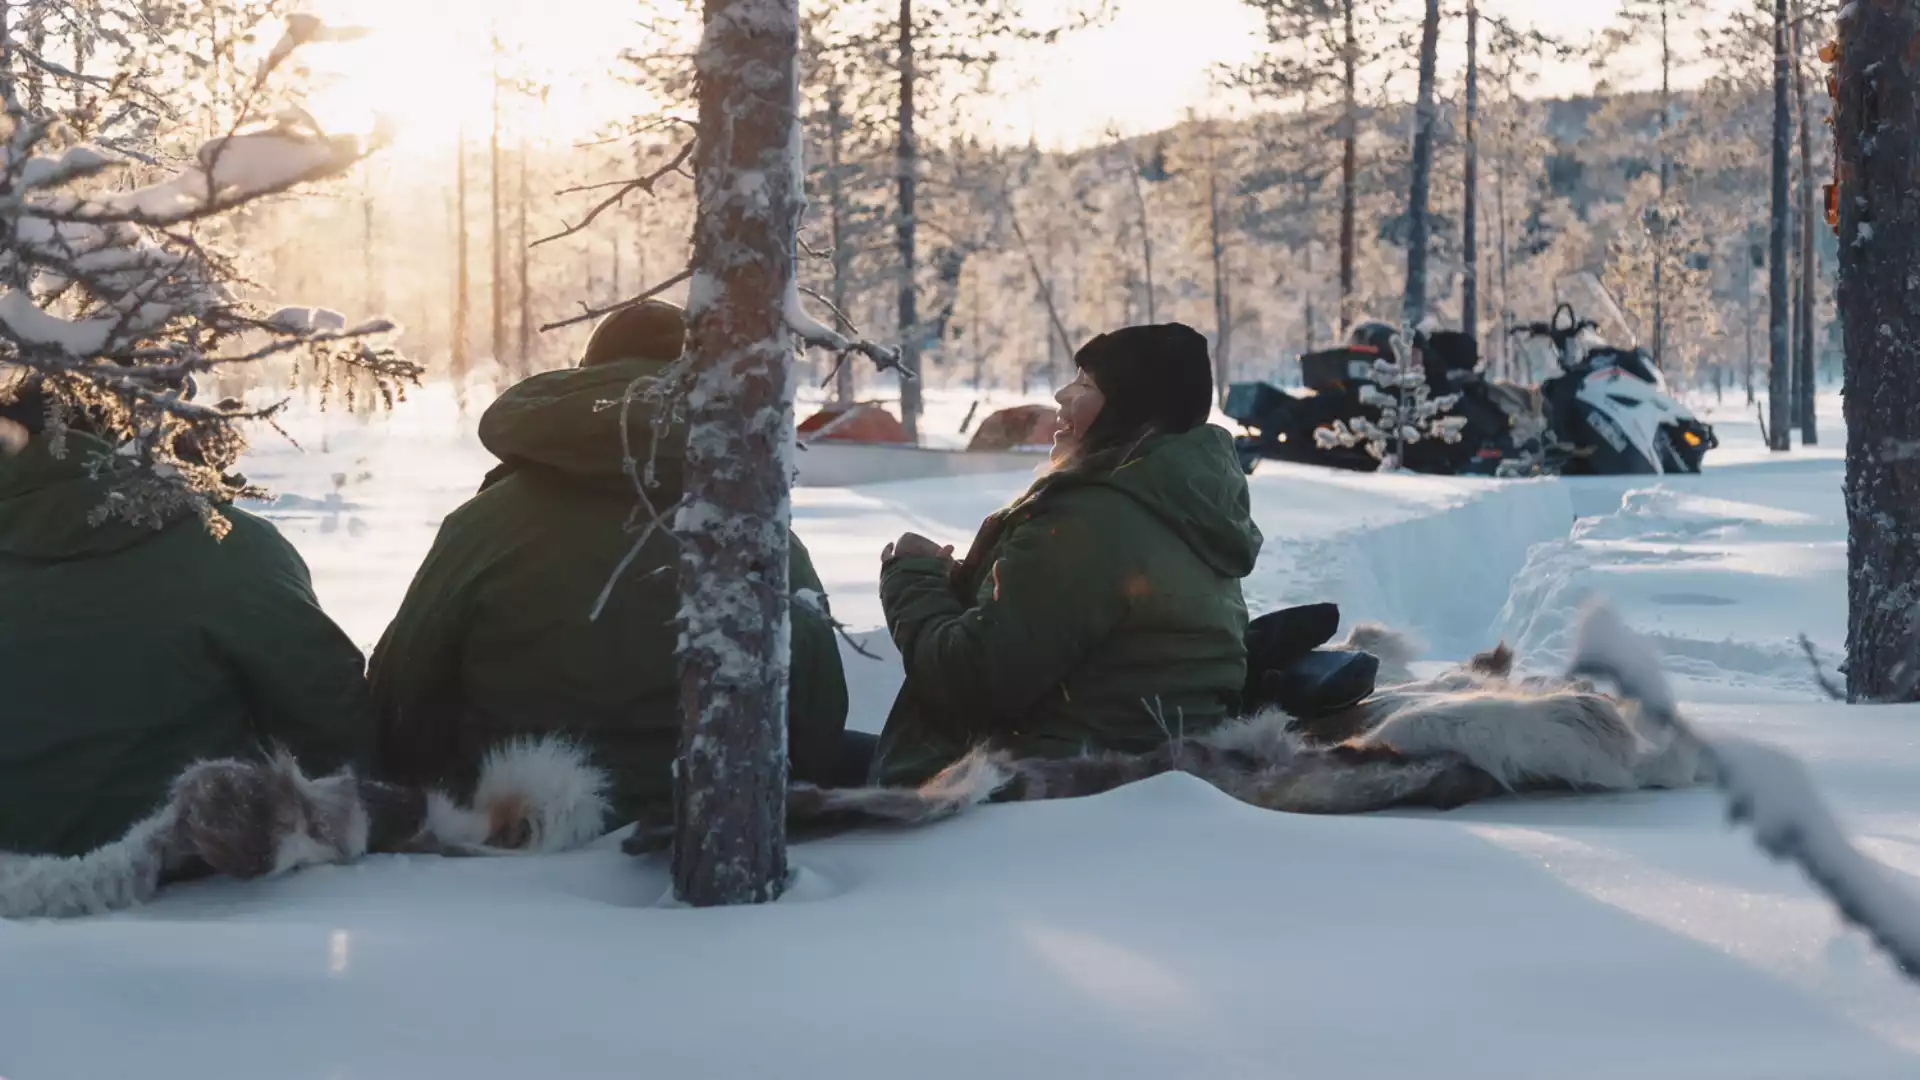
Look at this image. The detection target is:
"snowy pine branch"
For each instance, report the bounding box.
[0,14,418,534]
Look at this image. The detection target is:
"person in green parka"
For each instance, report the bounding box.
[367,301,852,827]
[871,323,1263,786]
[0,381,374,858]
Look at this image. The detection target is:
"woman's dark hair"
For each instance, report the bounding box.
[1062,323,1214,472]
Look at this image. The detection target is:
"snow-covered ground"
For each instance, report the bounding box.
[8,387,1920,1079]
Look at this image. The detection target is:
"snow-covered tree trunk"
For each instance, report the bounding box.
[1793,10,1819,444]
[1400,0,1440,328]
[894,0,922,441]
[671,0,803,906]
[1338,0,1358,332]
[1462,0,1480,344]
[1767,0,1793,451]
[1834,0,1920,701]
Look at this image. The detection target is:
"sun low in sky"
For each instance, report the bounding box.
[290,0,1633,156]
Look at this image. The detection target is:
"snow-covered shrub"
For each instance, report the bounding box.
[1314,336,1467,469]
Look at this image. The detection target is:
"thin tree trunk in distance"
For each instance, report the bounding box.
[1653,1,1671,366]
[1767,0,1793,450]
[1338,0,1357,331]
[1206,119,1232,400]
[1463,0,1480,343]
[453,128,472,405]
[1401,0,1441,328]
[1794,9,1819,443]
[895,0,922,441]
[517,136,531,377]
[490,30,506,372]
[827,81,855,406]
[1834,0,1920,700]
[672,0,803,904]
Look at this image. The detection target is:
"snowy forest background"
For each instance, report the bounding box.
[121,0,1837,423]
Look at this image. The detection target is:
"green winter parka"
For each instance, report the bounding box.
[367,358,849,824]
[0,435,374,857]
[871,425,1263,786]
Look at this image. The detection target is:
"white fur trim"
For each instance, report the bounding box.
[1356,689,1643,790]
[457,736,612,853]
[1341,622,1420,685]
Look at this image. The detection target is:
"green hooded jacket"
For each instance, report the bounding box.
[0,435,374,857]
[871,425,1263,786]
[367,359,849,824]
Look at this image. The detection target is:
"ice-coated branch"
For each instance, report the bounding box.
[784,278,908,384]
[1570,601,1920,986]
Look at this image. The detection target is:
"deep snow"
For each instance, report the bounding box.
[5,387,1920,1079]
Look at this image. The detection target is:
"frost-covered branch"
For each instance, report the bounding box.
[1572,602,1920,986]
[0,14,418,533]
[784,278,908,386]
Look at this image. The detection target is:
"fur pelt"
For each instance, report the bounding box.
[0,736,611,920]
[626,606,1707,852]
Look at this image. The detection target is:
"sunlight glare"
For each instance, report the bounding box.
[294,0,667,153]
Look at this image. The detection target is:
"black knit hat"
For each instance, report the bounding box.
[1072,323,1214,445]
[581,299,687,368]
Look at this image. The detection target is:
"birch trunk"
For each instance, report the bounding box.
[1835,0,1920,700]
[490,34,506,374]
[670,0,802,905]
[517,137,531,377]
[1400,0,1441,328]
[1767,0,1793,450]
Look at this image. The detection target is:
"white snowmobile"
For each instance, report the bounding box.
[1507,279,1717,475]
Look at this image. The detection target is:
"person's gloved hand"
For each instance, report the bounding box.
[883,531,954,567]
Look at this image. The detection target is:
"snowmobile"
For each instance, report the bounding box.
[1222,323,1536,477]
[1509,296,1718,476]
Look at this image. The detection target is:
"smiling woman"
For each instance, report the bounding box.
[292,0,673,153]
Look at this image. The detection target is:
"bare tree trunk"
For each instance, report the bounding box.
[361,164,378,320]
[1302,165,1318,352]
[827,81,855,405]
[1462,0,1480,344]
[1338,0,1358,331]
[895,0,922,441]
[1793,9,1819,444]
[1401,0,1441,328]
[490,30,506,375]
[1120,138,1156,325]
[1767,0,1793,450]
[1835,0,1920,701]
[1653,1,1671,366]
[671,0,803,904]
[1206,119,1232,400]
[453,129,472,403]
[1744,235,1757,404]
[1495,64,1513,380]
[517,136,531,376]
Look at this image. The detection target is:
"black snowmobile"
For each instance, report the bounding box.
[1223,323,1535,477]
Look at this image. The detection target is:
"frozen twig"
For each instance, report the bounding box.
[540,268,694,332]
[535,140,697,249]
[1799,633,1846,701]
[794,588,886,662]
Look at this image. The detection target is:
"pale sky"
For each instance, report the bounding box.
[296,0,1682,155]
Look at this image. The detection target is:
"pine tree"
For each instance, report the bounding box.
[1767,0,1792,450]
[1831,2,1920,700]
[671,0,807,906]
[1400,0,1441,328]
[1462,0,1480,344]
